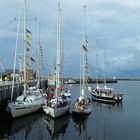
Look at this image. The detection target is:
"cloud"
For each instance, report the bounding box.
[111,54,134,67]
[0,0,140,77]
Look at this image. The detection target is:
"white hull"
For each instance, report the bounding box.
[43,104,70,118]
[9,102,43,118]
[8,93,46,118]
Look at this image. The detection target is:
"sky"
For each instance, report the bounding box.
[0,0,140,78]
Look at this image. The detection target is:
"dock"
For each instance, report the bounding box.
[0,79,47,108]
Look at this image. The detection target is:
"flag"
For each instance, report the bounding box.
[19,56,22,59]
[26,29,32,34]
[41,55,43,59]
[31,57,35,62]
[27,47,30,52]
[83,44,88,52]
[26,34,31,40]
[26,41,31,47]
[85,39,88,44]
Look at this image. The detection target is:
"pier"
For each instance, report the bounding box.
[0,77,117,107]
[0,79,47,108]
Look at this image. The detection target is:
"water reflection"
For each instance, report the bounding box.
[72,114,91,140]
[0,111,11,140]
[92,100,123,109]
[0,111,41,140]
[44,114,70,140]
[10,113,41,139]
[92,101,123,140]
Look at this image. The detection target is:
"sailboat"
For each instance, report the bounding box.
[43,1,71,118]
[71,5,92,115]
[88,38,123,103]
[8,0,46,118]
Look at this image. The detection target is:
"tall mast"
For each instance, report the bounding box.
[82,5,86,89]
[96,39,99,87]
[83,5,86,44]
[50,42,53,74]
[80,5,87,95]
[56,1,61,96]
[39,23,41,83]
[61,37,64,85]
[37,23,41,88]
[104,37,107,87]
[23,0,27,95]
[11,0,21,102]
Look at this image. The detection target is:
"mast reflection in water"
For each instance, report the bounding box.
[44,114,70,140]
[92,101,123,140]
[0,81,140,140]
[0,111,42,140]
[72,114,91,140]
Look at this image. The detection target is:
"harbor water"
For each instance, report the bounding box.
[0,80,140,140]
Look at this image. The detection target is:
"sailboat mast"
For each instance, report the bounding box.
[50,42,53,74]
[82,5,86,89]
[104,37,107,86]
[11,0,21,102]
[83,5,86,44]
[38,23,41,86]
[23,0,27,95]
[96,39,99,86]
[61,38,64,85]
[56,1,61,96]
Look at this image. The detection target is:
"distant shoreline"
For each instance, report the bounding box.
[64,78,140,84]
[116,78,140,81]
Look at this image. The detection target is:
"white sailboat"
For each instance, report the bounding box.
[71,5,92,115]
[8,0,46,118]
[43,1,71,118]
[88,38,123,103]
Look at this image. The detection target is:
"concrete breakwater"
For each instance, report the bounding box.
[64,78,117,84]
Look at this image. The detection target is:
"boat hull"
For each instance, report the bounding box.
[8,93,46,118]
[71,103,92,115]
[43,104,70,118]
[91,93,122,103]
[8,102,44,118]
